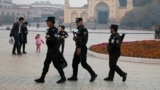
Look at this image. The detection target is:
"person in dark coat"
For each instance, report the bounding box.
[155,25,159,39]
[34,16,66,84]
[58,25,68,55]
[37,23,40,29]
[104,24,127,82]
[68,18,97,82]
[10,17,24,55]
[20,22,28,54]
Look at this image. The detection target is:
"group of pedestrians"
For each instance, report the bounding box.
[10,17,28,55]
[10,16,127,84]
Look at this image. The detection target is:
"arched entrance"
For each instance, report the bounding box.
[95,2,109,24]
[71,12,78,22]
[80,12,88,23]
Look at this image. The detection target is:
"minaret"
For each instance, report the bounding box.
[127,0,133,10]
[64,0,70,24]
[88,0,94,22]
[65,0,70,7]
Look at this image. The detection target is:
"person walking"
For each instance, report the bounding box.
[104,24,127,82]
[58,25,68,55]
[35,34,44,53]
[10,17,24,55]
[34,16,66,83]
[20,21,28,54]
[68,18,97,82]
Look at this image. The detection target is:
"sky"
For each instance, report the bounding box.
[12,0,87,7]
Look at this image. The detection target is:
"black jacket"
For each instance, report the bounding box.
[10,22,21,37]
[58,31,68,41]
[75,25,88,49]
[46,26,59,51]
[108,33,121,55]
[21,26,28,43]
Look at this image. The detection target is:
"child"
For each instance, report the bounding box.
[35,34,44,53]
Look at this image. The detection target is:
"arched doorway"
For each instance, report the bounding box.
[80,12,88,23]
[71,12,78,22]
[95,2,109,24]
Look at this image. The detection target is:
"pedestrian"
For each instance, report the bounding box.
[157,25,160,39]
[155,25,159,39]
[58,25,68,55]
[68,18,97,82]
[10,17,24,55]
[37,23,40,29]
[35,34,44,53]
[104,24,127,82]
[34,16,66,83]
[20,21,28,54]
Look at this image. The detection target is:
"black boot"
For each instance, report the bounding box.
[68,73,78,81]
[35,72,46,83]
[68,76,78,81]
[90,73,97,82]
[122,73,127,82]
[57,74,66,83]
[104,77,113,81]
[57,78,66,83]
[12,52,17,55]
[34,78,45,83]
[23,51,27,54]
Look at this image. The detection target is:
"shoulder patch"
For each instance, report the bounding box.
[116,40,120,44]
[83,32,88,36]
[54,33,58,38]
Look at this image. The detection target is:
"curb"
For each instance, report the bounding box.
[88,50,160,64]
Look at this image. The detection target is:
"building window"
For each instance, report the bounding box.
[1,12,4,16]
[27,11,30,14]
[11,13,15,16]
[119,0,127,7]
[17,13,20,16]
[133,0,151,7]
[7,12,10,16]
[45,8,48,11]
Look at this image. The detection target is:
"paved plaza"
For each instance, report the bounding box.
[0,27,160,90]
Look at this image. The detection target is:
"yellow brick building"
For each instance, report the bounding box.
[64,0,133,24]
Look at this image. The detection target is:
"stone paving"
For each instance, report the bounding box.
[0,28,160,90]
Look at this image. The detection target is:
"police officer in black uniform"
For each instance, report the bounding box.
[68,18,97,82]
[34,16,66,83]
[58,25,68,55]
[104,24,127,82]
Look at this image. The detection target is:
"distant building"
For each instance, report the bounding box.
[0,0,12,8]
[31,1,63,21]
[0,0,63,23]
[64,0,133,24]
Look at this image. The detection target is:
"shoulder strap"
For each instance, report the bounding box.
[121,33,125,42]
